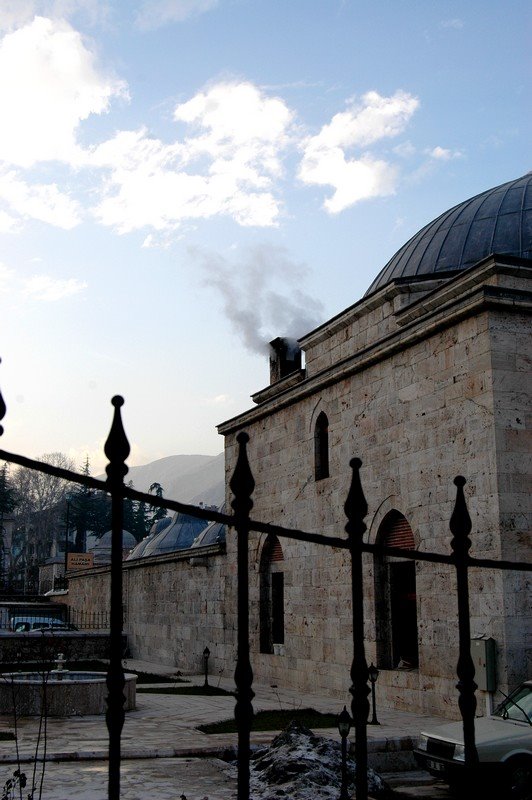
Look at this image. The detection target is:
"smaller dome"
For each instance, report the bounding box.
[91,529,137,550]
[126,535,154,560]
[141,512,209,557]
[89,529,137,565]
[148,516,172,536]
[191,504,226,548]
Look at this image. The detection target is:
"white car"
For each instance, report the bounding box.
[414,680,532,798]
[10,616,77,632]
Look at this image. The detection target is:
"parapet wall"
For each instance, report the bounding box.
[65,544,235,679]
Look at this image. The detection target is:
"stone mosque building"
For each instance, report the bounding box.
[217,172,531,714]
[66,173,531,718]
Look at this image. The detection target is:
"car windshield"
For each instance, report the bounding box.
[493,683,532,724]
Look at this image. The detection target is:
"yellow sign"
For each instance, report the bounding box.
[67,553,94,570]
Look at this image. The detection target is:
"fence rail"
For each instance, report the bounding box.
[0,386,530,800]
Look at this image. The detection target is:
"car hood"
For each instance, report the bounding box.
[422,716,531,747]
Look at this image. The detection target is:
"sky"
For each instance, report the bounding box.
[0,0,529,474]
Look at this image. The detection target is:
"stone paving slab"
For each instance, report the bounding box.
[0,663,448,796]
[0,757,237,800]
[0,667,441,760]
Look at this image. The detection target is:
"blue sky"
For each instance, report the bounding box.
[0,0,529,473]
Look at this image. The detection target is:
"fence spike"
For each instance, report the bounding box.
[345,457,370,800]
[0,358,6,437]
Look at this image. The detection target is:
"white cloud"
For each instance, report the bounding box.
[0,263,15,292]
[23,274,88,301]
[393,141,416,159]
[427,146,463,161]
[90,81,294,231]
[299,90,419,213]
[0,2,109,32]
[0,171,81,228]
[135,0,219,29]
[0,16,127,168]
[440,18,464,30]
[200,393,232,406]
[0,209,19,233]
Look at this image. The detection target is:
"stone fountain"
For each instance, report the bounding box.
[0,653,136,716]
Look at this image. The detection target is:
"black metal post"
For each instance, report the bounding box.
[230,432,255,800]
[203,646,210,687]
[450,476,478,768]
[368,663,380,725]
[344,458,370,800]
[337,705,351,800]
[104,396,130,800]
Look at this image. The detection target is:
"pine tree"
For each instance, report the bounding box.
[0,464,18,515]
[132,501,149,542]
[147,482,167,530]
[66,457,110,552]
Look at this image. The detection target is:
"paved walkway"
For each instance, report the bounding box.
[0,660,448,798]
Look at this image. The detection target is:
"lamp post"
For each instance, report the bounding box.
[337,705,352,800]
[368,663,380,725]
[203,647,210,687]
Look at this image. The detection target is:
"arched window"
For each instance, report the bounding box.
[374,511,418,670]
[259,534,284,654]
[314,411,329,481]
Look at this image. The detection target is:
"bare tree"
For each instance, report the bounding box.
[12,453,75,592]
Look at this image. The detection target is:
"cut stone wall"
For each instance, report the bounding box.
[65,545,237,681]
[61,262,530,719]
[220,262,531,717]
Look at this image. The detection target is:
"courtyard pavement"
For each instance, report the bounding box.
[0,659,451,798]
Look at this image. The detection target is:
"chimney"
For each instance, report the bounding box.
[269,337,302,384]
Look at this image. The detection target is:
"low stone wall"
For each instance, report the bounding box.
[0,631,125,664]
[65,544,234,679]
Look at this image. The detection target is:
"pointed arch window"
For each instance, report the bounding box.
[314,411,329,481]
[259,534,284,654]
[374,511,418,670]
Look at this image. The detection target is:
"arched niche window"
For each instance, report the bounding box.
[259,534,284,654]
[314,411,329,481]
[374,511,418,670]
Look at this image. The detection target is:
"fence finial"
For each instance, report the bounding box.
[450,475,472,551]
[0,358,5,437]
[230,432,255,518]
[104,396,130,482]
[344,457,368,540]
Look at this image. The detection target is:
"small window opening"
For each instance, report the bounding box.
[314,411,329,481]
[259,534,284,654]
[374,512,418,670]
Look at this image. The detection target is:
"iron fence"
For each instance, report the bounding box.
[0,388,530,800]
[66,608,110,630]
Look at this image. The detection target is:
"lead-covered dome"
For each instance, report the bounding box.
[365,173,532,296]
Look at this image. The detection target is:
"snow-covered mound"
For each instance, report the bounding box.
[249,721,392,799]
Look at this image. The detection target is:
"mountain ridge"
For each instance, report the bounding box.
[98,452,225,508]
